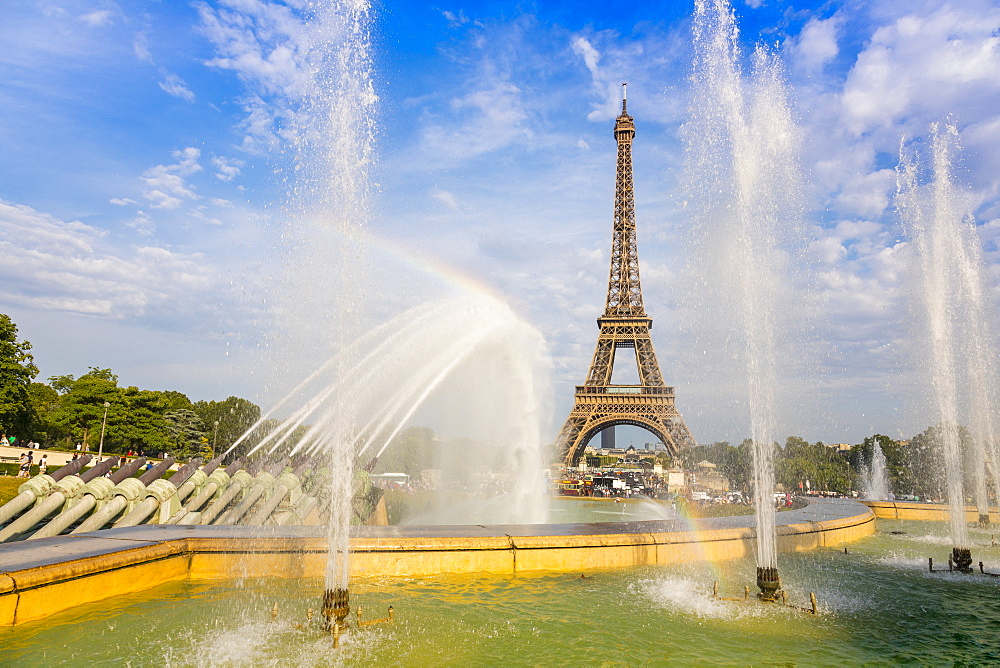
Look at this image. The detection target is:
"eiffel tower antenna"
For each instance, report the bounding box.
[554,86,695,466]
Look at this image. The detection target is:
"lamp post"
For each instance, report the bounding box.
[98,401,110,462]
[212,420,219,460]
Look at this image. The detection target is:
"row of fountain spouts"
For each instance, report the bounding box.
[0,453,330,542]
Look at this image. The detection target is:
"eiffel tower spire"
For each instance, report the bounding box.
[605,82,646,319]
[555,85,695,466]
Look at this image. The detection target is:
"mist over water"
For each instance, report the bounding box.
[240,0,555,591]
[236,291,551,537]
[897,122,1000,549]
[681,0,809,569]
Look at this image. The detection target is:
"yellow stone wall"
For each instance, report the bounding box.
[862,501,999,523]
[0,505,875,626]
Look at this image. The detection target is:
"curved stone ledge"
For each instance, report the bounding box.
[862,500,999,523]
[0,497,874,625]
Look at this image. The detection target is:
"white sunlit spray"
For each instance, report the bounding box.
[898,122,1000,550]
[272,0,377,596]
[683,0,806,572]
[860,443,890,501]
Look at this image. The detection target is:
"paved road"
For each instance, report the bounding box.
[0,444,177,471]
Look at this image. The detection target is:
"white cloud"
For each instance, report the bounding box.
[420,81,531,161]
[572,36,600,75]
[109,197,136,206]
[0,200,211,317]
[791,15,843,74]
[196,1,377,163]
[133,31,152,63]
[197,2,305,97]
[442,10,470,27]
[159,72,195,102]
[840,5,1000,137]
[834,169,895,218]
[196,1,311,151]
[431,188,459,211]
[211,155,243,182]
[79,10,114,27]
[571,35,623,121]
[140,147,203,209]
[126,210,154,236]
[569,27,684,124]
[190,207,222,226]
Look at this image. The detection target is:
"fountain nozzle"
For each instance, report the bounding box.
[321,587,350,631]
[756,566,783,602]
[951,547,973,574]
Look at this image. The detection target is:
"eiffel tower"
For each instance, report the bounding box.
[555,85,695,466]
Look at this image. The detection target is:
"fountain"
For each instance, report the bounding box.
[683,0,807,599]
[5,0,1000,663]
[860,442,891,502]
[897,122,1000,571]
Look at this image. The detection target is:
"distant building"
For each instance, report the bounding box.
[827,443,852,453]
[691,460,729,493]
[665,467,686,491]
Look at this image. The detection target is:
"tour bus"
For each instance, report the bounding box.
[557,479,582,496]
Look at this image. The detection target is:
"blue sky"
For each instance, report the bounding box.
[2,0,1000,447]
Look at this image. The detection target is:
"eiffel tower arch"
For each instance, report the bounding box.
[555,85,695,467]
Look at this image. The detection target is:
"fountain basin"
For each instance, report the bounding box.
[862,501,999,523]
[0,497,873,625]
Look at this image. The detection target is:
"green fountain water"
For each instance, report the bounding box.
[3,519,1000,664]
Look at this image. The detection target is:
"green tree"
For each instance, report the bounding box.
[905,427,940,499]
[0,314,39,437]
[192,396,262,460]
[678,441,752,492]
[159,390,194,411]
[48,374,76,395]
[27,382,64,446]
[45,369,170,456]
[115,387,171,455]
[776,436,853,494]
[48,368,120,450]
[164,408,207,459]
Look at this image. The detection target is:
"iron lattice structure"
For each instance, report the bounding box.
[555,91,696,466]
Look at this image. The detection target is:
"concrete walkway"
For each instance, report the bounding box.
[0,445,176,472]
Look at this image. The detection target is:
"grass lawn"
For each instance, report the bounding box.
[0,475,23,506]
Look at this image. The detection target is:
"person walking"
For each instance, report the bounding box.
[17,452,30,478]
[38,454,48,475]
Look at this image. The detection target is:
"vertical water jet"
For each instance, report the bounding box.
[860,443,890,501]
[683,0,806,588]
[267,0,377,616]
[898,121,1000,562]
